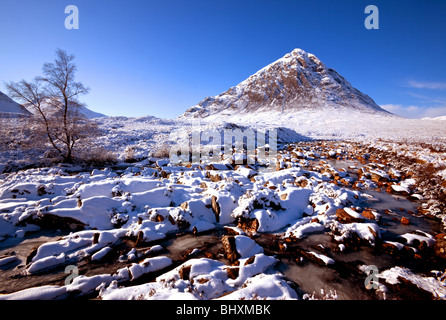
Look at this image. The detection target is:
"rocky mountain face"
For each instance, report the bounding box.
[181,48,390,119]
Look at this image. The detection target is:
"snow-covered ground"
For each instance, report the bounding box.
[1,107,445,173]
[1,44,445,300]
[1,101,446,301]
[91,110,446,162]
[0,131,445,300]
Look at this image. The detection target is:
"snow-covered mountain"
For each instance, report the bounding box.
[0,91,104,119]
[75,105,106,119]
[23,97,106,119]
[0,91,32,117]
[181,48,390,120]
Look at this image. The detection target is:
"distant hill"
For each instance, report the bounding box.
[74,105,106,119]
[23,97,106,119]
[0,91,105,119]
[0,91,32,118]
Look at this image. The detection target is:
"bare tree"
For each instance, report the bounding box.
[6,77,64,156]
[6,49,91,163]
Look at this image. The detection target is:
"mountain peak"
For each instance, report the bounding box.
[181,49,389,119]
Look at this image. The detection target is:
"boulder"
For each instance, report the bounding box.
[207,172,222,182]
[37,185,47,196]
[237,217,259,233]
[244,255,256,266]
[211,196,221,223]
[295,248,335,266]
[400,217,410,225]
[221,236,241,263]
[361,209,379,222]
[224,226,244,236]
[336,208,365,224]
[381,242,402,255]
[295,177,309,188]
[386,276,434,300]
[135,230,145,247]
[370,170,390,183]
[179,265,191,281]
[24,213,85,231]
[381,241,415,259]
[434,237,446,260]
[225,266,239,279]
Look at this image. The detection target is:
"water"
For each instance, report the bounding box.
[158,229,226,263]
[0,230,70,294]
[276,259,371,300]
[360,189,442,237]
[0,230,67,267]
[325,158,359,172]
[271,158,445,300]
[0,157,444,299]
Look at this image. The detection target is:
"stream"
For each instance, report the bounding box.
[0,158,444,299]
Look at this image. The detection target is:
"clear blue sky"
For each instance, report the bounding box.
[1,0,445,118]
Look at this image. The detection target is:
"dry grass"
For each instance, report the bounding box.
[150,143,171,159]
[75,145,118,166]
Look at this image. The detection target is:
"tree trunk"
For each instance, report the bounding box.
[64,148,73,163]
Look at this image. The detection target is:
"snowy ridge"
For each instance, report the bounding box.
[22,97,106,119]
[181,48,390,119]
[422,115,446,121]
[75,105,106,119]
[0,91,32,117]
[0,89,104,120]
[88,112,446,167]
